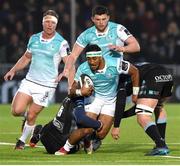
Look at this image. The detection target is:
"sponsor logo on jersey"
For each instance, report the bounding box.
[66,47,71,55]
[121,61,128,71]
[154,74,173,82]
[53,118,64,132]
[124,29,131,35]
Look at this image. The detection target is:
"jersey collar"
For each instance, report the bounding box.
[40,32,55,43]
[95,26,109,37]
[96,64,107,73]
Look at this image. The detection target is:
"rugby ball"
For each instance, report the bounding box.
[79,74,94,88]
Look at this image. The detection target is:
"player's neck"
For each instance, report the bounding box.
[96,25,108,33]
[42,31,55,39]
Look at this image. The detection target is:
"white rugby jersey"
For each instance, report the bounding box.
[26,32,70,87]
[75,57,130,101]
[76,21,132,59]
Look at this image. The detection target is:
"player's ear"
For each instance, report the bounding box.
[91,16,95,23]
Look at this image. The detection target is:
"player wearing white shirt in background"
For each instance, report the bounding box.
[4,10,70,150]
[57,5,140,87]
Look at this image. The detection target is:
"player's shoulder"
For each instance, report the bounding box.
[104,56,118,67]
[30,32,41,40]
[79,61,89,69]
[54,32,67,42]
[109,21,121,29]
[77,61,92,74]
[109,21,127,30]
[108,22,125,33]
[81,26,96,36]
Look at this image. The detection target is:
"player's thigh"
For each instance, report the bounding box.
[12,91,32,114]
[136,98,158,109]
[85,97,103,116]
[85,112,98,120]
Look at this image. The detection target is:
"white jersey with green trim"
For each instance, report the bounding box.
[76,21,132,59]
[75,57,130,101]
[26,32,70,87]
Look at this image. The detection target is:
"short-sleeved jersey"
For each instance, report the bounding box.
[76,22,132,59]
[26,32,70,87]
[75,57,130,101]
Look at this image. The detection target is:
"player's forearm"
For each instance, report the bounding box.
[114,88,126,127]
[10,55,31,74]
[64,43,83,71]
[64,55,77,71]
[129,64,139,88]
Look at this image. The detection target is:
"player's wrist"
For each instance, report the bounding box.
[133,87,139,95]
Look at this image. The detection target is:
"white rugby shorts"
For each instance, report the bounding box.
[84,97,116,117]
[17,79,56,107]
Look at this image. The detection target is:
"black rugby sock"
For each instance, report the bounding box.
[145,124,166,148]
[156,122,166,140]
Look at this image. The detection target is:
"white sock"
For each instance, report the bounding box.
[63,140,74,152]
[19,122,35,143]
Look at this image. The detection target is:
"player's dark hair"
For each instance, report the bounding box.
[92,5,110,17]
[85,44,101,53]
[43,10,59,19]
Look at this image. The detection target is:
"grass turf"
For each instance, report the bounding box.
[0,103,180,165]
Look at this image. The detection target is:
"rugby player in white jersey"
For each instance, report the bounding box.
[55,44,139,155]
[4,10,70,150]
[56,5,140,87]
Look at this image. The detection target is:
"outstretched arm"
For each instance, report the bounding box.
[111,64,139,140]
[111,75,127,140]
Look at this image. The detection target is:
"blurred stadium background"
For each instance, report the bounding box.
[0,0,180,103]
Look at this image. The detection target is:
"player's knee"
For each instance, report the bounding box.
[11,106,24,116]
[80,128,93,137]
[84,128,93,135]
[135,104,154,127]
[135,104,154,116]
[96,130,107,140]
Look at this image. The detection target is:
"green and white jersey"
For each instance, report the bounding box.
[76,22,132,59]
[75,57,130,101]
[26,32,70,87]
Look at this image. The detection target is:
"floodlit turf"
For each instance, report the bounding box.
[0,103,180,165]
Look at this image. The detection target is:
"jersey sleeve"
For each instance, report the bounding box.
[27,36,33,53]
[117,59,130,74]
[59,40,71,57]
[76,31,88,48]
[117,24,132,42]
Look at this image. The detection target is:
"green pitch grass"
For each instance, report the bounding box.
[0,103,180,165]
